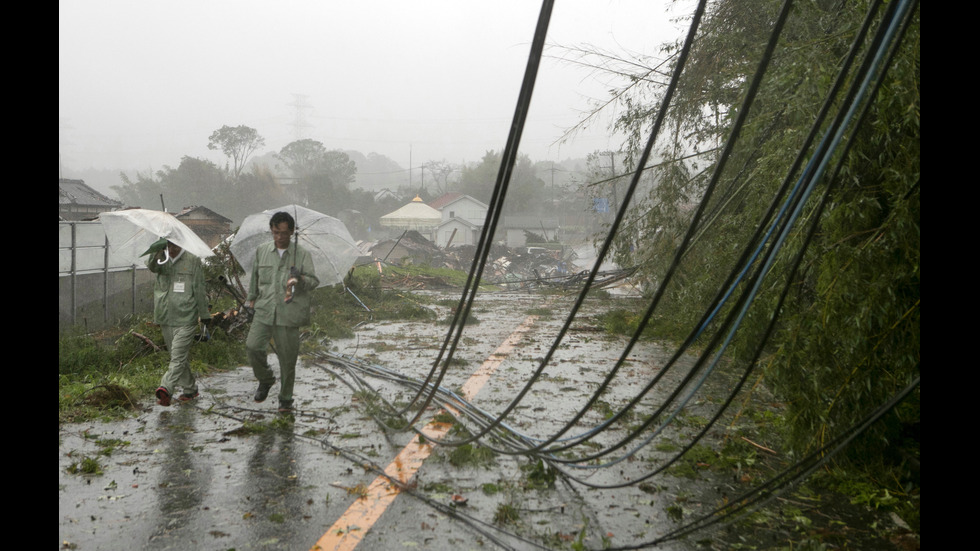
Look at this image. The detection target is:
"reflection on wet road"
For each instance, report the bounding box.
[244,426,301,545]
[60,291,707,551]
[149,406,208,547]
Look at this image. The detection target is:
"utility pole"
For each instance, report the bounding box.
[605,150,620,214]
[551,161,555,204]
[550,161,559,232]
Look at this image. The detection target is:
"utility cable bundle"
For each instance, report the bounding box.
[322,0,920,545]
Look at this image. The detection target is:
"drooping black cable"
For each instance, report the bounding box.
[541,0,919,493]
[609,375,920,549]
[346,0,912,508]
[393,0,555,424]
[431,0,812,465]
[542,0,913,478]
[503,0,799,464]
[336,7,920,548]
[424,0,710,452]
[534,0,890,462]
[466,0,894,487]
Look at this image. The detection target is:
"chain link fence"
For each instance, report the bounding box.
[59,221,156,334]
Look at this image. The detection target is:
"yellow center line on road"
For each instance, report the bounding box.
[311,315,539,551]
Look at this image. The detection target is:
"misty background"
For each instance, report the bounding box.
[60,1,692,228]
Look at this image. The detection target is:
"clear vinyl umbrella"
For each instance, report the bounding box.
[100,208,215,265]
[229,205,361,292]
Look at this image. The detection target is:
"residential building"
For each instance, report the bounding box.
[174,206,234,249]
[59,178,123,221]
[428,192,488,248]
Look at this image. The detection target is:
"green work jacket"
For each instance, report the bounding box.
[247,241,320,327]
[146,250,209,326]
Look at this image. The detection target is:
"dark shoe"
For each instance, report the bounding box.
[277,401,294,413]
[254,382,273,403]
[178,392,199,402]
[155,387,171,407]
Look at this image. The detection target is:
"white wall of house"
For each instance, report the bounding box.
[430,195,488,247]
[436,218,479,247]
[440,196,487,225]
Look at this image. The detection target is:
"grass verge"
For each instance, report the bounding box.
[59,264,463,425]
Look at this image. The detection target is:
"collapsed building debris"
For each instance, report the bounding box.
[206,231,640,342]
[366,231,639,292]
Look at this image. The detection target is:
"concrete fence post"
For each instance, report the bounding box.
[70,222,77,326]
[103,234,110,326]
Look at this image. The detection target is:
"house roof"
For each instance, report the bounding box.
[174,205,233,224]
[428,192,488,211]
[437,217,480,230]
[427,192,463,210]
[374,188,400,202]
[58,178,122,208]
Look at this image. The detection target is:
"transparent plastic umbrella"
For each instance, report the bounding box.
[100,208,215,265]
[229,205,361,292]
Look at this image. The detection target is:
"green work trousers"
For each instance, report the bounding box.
[160,324,198,396]
[246,321,301,404]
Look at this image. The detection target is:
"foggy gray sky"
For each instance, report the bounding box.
[59,0,693,173]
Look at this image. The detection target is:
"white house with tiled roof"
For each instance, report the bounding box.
[428,193,488,226]
[427,193,488,247]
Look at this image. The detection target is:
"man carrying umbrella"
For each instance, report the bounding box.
[245,211,319,413]
[146,238,210,407]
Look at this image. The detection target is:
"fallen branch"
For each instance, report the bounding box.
[740,435,777,455]
[130,331,162,352]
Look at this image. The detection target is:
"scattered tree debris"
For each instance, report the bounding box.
[129,331,161,352]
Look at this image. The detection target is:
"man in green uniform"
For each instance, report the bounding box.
[245,211,319,413]
[147,239,210,407]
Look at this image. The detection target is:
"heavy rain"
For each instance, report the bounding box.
[60,1,920,550]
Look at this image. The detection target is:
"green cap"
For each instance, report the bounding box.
[140,237,169,257]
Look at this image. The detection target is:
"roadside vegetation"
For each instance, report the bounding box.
[563,1,919,546]
[58,263,462,425]
[58,314,245,424]
[596,305,919,547]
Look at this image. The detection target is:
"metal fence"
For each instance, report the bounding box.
[59,220,156,334]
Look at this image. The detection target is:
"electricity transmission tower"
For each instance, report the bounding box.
[288,94,314,142]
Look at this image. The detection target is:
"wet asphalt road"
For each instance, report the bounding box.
[60,289,723,551]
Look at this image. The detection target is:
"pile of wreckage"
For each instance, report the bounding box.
[363,231,638,292]
[204,231,640,341]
